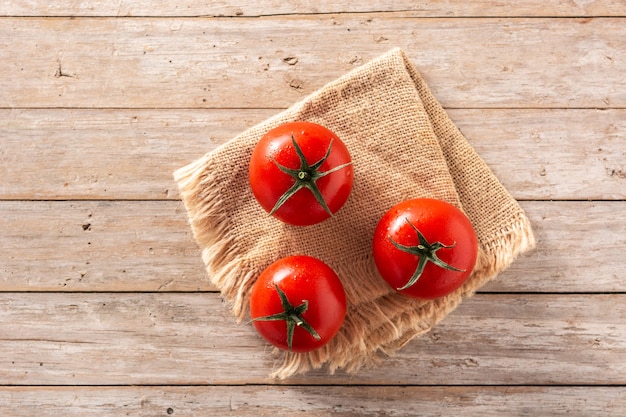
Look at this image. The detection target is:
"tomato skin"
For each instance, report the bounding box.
[372,198,478,300]
[249,255,347,352]
[248,121,353,226]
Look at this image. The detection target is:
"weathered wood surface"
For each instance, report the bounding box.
[0,200,623,293]
[1,2,625,416]
[1,293,624,385]
[1,108,624,201]
[1,17,625,109]
[2,386,625,417]
[1,0,625,17]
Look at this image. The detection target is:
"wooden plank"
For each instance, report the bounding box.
[0,293,624,385]
[0,201,624,293]
[454,109,626,201]
[1,386,624,416]
[487,200,626,293]
[0,200,209,292]
[1,0,625,17]
[0,108,272,200]
[1,17,624,109]
[1,108,624,201]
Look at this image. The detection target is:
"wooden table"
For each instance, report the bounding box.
[1,2,625,415]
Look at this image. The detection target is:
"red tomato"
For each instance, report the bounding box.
[248,121,353,226]
[249,255,347,352]
[372,198,478,300]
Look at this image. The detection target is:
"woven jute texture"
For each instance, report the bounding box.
[174,48,536,379]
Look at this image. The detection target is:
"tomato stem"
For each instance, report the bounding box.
[290,314,304,326]
[269,134,352,218]
[389,218,465,291]
[251,283,321,351]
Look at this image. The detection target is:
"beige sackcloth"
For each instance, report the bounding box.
[174,48,535,379]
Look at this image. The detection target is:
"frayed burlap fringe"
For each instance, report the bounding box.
[175,154,261,321]
[174,48,536,379]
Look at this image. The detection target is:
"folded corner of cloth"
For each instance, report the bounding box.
[173,47,536,379]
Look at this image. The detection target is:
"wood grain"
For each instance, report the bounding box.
[2,1,625,413]
[0,108,271,200]
[1,0,624,17]
[0,292,624,385]
[1,17,624,109]
[0,200,206,292]
[1,386,624,416]
[0,201,623,293]
[1,109,624,201]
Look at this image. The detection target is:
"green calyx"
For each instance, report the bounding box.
[389,218,465,291]
[270,134,352,217]
[251,284,321,351]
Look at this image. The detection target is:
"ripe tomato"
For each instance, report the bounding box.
[249,255,346,352]
[372,198,478,300]
[248,121,353,226]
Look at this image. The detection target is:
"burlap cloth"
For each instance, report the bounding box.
[174,48,535,379]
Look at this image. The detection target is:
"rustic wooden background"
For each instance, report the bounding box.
[1,1,625,415]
